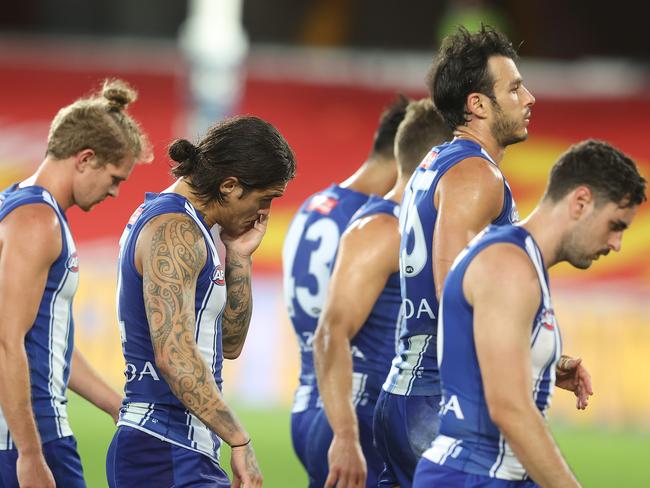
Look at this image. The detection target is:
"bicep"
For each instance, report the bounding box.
[139,216,207,353]
[433,161,504,290]
[320,218,398,339]
[0,208,60,340]
[468,246,540,410]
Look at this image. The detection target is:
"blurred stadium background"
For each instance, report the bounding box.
[1,0,649,486]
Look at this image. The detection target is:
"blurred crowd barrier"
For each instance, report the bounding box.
[1,40,648,428]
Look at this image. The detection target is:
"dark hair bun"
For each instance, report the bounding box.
[169,139,199,177]
[102,79,137,111]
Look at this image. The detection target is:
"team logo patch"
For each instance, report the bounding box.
[128,205,145,225]
[66,252,79,272]
[419,148,439,169]
[211,264,225,285]
[306,194,339,215]
[539,308,556,331]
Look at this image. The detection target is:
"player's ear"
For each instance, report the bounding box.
[220,177,242,201]
[568,186,594,220]
[466,92,489,120]
[75,149,96,172]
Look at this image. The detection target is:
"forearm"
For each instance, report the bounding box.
[314,331,359,439]
[0,343,42,454]
[495,405,580,487]
[157,344,249,447]
[68,348,121,417]
[222,251,253,359]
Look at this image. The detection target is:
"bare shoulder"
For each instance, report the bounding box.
[0,203,61,263]
[464,242,541,305]
[136,212,207,275]
[440,156,503,191]
[435,156,505,218]
[340,212,399,260]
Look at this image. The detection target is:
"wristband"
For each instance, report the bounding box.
[230,437,251,448]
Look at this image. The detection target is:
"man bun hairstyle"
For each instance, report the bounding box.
[427,25,518,130]
[102,79,137,111]
[168,139,199,174]
[47,78,151,166]
[170,116,296,204]
[544,139,647,208]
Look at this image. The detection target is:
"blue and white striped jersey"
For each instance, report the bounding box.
[383,139,518,396]
[346,195,402,414]
[282,184,369,413]
[424,224,561,480]
[0,184,79,449]
[116,192,227,462]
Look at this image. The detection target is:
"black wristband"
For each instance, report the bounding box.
[230,437,251,448]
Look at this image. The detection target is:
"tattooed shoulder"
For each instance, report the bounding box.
[141,214,207,352]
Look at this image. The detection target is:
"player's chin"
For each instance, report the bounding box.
[571,258,593,270]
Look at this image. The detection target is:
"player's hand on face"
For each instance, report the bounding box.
[221,211,269,258]
[555,356,593,410]
[325,434,367,488]
[17,451,55,488]
[230,442,263,488]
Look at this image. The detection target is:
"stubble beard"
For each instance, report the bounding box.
[490,102,528,147]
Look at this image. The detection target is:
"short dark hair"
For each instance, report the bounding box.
[544,140,646,208]
[427,25,518,130]
[370,94,410,159]
[395,99,453,175]
[169,116,296,204]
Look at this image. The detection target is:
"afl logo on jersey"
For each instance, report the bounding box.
[66,252,79,273]
[539,308,556,331]
[510,204,520,223]
[211,265,225,286]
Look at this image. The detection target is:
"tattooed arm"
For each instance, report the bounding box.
[137,213,262,486]
[221,252,252,359]
[219,211,270,359]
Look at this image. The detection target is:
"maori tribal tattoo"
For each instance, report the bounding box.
[142,215,245,443]
[222,252,253,357]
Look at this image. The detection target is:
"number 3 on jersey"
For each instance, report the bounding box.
[283,213,340,318]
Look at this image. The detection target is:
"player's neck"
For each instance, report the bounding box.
[453,125,504,164]
[339,156,396,196]
[165,178,216,227]
[22,158,75,211]
[519,204,565,269]
[384,173,409,203]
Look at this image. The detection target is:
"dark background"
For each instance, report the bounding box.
[1,0,648,59]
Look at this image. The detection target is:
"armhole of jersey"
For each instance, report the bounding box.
[2,198,67,266]
[458,240,513,313]
[493,169,510,223]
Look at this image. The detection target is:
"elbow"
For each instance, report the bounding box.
[223,347,243,360]
[486,396,529,431]
[153,351,172,379]
[312,322,330,358]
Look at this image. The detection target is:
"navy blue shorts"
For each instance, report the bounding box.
[304,407,383,488]
[372,390,441,488]
[106,425,230,488]
[291,407,319,470]
[0,435,85,488]
[414,458,540,487]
